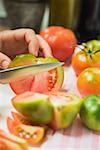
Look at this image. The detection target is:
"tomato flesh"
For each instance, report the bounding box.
[49,92,82,129]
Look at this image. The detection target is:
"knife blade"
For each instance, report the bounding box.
[0,62,64,84]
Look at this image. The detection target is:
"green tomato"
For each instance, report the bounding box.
[86,40,100,50]
[49,92,82,129]
[80,94,100,131]
[85,40,100,67]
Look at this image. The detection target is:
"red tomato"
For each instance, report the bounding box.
[72,51,89,76]
[7,116,44,146]
[40,26,77,61]
[77,67,100,96]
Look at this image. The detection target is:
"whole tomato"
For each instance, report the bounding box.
[80,94,100,131]
[77,67,100,96]
[40,26,77,62]
[86,40,100,67]
[72,40,100,75]
[72,51,89,76]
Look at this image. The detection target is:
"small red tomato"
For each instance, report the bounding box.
[77,67,100,96]
[40,26,77,61]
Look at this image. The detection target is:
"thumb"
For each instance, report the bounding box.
[0,52,11,69]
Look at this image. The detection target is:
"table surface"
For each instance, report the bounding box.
[0,66,100,150]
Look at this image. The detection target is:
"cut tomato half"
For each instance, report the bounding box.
[9,54,64,94]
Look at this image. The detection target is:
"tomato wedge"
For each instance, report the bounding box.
[7,116,45,146]
[0,138,9,150]
[11,112,32,125]
[0,130,28,150]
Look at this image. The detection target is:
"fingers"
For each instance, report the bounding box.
[0,52,11,69]
[0,28,53,62]
[15,29,53,57]
[14,29,39,56]
[36,35,53,57]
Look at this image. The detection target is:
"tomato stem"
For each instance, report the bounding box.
[93,49,100,54]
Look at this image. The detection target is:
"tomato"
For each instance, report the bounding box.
[31,57,64,93]
[86,40,100,67]
[12,92,53,124]
[0,138,22,150]
[7,116,45,146]
[49,91,82,129]
[77,67,100,96]
[9,54,36,94]
[72,51,89,75]
[80,94,100,131]
[11,112,32,125]
[40,26,77,61]
[0,130,28,150]
[0,138,9,150]
[72,40,100,75]
[9,54,64,95]
[12,91,82,130]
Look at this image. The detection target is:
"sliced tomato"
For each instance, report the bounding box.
[10,76,34,95]
[7,117,45,146]
[0,137,24,150]
[11,112,32,125]
[9,54,64,95]
[9,54,36,95]
[0,130,28,150]
[31,57,64,94]
[0,138,9,150]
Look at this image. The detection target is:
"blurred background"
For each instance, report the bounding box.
[0,0,100,42]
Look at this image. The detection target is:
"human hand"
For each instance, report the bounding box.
[0,28,52,69]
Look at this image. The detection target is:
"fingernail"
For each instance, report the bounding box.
[1,60,9,69]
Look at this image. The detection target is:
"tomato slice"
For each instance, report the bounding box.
[0,130,28,150]
[7,117,45,146]
[0,137,24,150]
[0,138,9,150]
[11,112,32,125]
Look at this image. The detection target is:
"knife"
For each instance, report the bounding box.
[0,62,64,84]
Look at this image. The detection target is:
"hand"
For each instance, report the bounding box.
[0,28,52,69]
